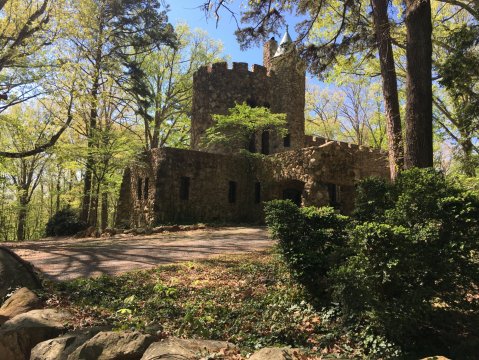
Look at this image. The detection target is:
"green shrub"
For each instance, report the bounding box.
[353,177,392,222]
[45,208,86,236]
[265,169,479,356]
[333,169,479,352]
[264,200,349,299]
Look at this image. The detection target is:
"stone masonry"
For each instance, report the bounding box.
[116,32,390,228]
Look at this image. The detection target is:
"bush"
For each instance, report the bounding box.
[264,200,349,299]
[333,169,479,352]
[265,169,479,356]
[45,208,86,236]
[353,177,392,222]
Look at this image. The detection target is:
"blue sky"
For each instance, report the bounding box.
[167,0,294,67]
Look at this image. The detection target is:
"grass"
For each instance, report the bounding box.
[43,250,363,359]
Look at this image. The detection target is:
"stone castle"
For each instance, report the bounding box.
[116,31,390,227]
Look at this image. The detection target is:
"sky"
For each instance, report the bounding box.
[167,0,296,67]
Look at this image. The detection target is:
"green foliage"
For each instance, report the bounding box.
[352,177,392,222]
[265,169,479,357]
[52,254,341,354]
[264,200,349,299]
[333,169,479,354]
[203,103,287,151]
[45,208,86,236]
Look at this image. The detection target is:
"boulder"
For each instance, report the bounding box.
[249,347,302,360]
[0,246,42,299]
[141,337,236,360]
[30,327,105,360]
[0,287,42,325]
[67,331,155,360]
[0,308,71,360]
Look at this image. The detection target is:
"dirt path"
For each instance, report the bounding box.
[1,227,272,281]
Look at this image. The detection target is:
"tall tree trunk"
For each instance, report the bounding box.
[89,177,99,228]
[81,59,101,224]
[101,190,108,231]
[17,191,28,241]
[55,167,62,213]
[404,0,433,168]
[371,0,404,179]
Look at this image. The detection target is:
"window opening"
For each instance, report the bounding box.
[254,182,261,204]
[228,181,237,203]
[180,177,190,200]
[327,183,340,207]
[137,178,142,200]
[144,178,149,199]
[261,130,270,155]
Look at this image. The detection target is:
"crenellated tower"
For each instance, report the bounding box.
[190,28,306,154]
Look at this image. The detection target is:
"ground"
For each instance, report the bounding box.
[0,227,272,281]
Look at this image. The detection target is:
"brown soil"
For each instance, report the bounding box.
[0,227,272,281]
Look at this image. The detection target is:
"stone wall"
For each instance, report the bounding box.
[269,141,390,214]
[191,47,306,155]
[191,62,274,152]
[116,142,389,227]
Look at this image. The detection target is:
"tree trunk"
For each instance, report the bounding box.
[404,0,433,168]
[17,191,28,241]
[81,57,101,224]
[101,191,108,231]
[371,0,404,179]
[55,168,62,213]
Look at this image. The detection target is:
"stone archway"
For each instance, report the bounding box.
[279,179,305,206]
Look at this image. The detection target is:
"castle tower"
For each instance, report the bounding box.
[190,27,305,154]
[266,27,306,152]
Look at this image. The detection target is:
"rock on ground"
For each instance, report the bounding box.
[0,308,71,360]
[0,287,42,325]
[30,327,105,360]
[249,347,303,360]
[67,331,155,360]
[0,246,41,299]
[141,337,236,360]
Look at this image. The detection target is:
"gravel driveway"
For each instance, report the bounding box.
[1,227,272,281]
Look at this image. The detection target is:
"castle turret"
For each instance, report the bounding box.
[267,27,306,151]
[190,27,305,154]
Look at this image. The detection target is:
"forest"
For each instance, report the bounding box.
[0,0,477,241]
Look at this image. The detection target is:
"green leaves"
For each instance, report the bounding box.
[203,102,287,151]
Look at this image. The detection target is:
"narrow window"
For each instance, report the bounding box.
[228,181,237,203]
[283,134,291,147]
[180,177,190,200]
[248,133,256,153]
[254,182,261,204]
[144,177,149,199]
[327,183,340,207]
[261,130,270,155]
[137,178,143,200]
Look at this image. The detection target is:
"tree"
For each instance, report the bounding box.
[65,0,175,226]
[0,105,53,240]
[0,0,79,159]
[203,102,287,152]
[202,0,435,174]
[137,23,225,150]
[306,81,387,149]
[404,0,433,168]
[436,25,479,176]
[371,0,403,178]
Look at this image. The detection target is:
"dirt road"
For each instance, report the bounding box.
[1,227,272,281]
